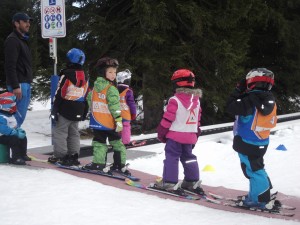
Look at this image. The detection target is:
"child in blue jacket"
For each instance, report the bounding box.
[0,92,30,165]
[226,68,277,210]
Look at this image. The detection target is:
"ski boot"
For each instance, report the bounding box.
[238,196,277,210]
[82,162,111,174]
[48,155,62,164]
[10,158,26,165]
[154,178,185,194]
[60,155,73,166]
[181,180,205,196]
[111,163,131,176]
[69,153,80,166]
[22,155,32,161]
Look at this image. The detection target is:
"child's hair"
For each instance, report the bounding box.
[94,57,119,77]
[0,92,17,114]
[116,69,132,85]
[171,69,195,89]
[66,48,85,66]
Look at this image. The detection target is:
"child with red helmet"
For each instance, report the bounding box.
[156,69,204,194]
[226,68,277,210]
[0,92,30,165]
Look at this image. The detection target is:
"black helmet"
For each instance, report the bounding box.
[94,57,119,77]
[246,68,274,91]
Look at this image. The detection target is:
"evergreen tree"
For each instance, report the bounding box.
[1,0,299,131]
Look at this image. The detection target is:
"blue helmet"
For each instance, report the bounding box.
[66,48,85,65]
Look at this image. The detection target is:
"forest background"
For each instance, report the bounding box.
[0,0,299,132]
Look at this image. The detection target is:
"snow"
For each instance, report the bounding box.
[0,102,299,225]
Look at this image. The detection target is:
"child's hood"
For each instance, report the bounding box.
[174,87,202,110]
[63,68,87,87]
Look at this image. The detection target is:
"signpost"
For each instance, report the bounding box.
[41,0,66,143]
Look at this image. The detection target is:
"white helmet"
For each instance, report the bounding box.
[116,69,132,84]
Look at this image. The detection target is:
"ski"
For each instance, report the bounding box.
[108,139,149,151]
[110,169,140,181]
[222,201,295,217]
[125,140,147,148]
[29,155,49,163]
[125,178,200,200]
[208,192,295,216]
[56,163,137,181]
[182,189,222,204]
[208,192,296,210]
[107,163,140,181]
[29,156,140,181]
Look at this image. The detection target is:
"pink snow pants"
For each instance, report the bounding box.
[121,121,131,145]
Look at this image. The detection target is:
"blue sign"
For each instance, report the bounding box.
[49,0,56,5]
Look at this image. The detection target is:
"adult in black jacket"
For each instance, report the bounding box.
[4,12,33,127]
[48,48,89,166]
[226,68,277,210]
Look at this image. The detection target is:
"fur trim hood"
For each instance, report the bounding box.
[175,87,203,98]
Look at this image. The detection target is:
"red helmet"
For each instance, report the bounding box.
[171,69,195,87]
[0,92,17,114]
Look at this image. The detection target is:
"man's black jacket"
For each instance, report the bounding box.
[4,30,33,89]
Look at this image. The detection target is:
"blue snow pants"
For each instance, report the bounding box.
[238,152,272,203]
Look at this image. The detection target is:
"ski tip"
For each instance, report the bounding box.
[125,178,133,185]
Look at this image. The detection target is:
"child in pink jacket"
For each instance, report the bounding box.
[156,69,204,194]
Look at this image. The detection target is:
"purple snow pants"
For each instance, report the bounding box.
[163,139,200,183]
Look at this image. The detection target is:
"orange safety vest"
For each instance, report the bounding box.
[63,79,89,102]
[119,88,131,121]
[251,104,277,139]
[90,85,115,130]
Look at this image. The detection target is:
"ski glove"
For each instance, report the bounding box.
[50,110,58,122]
[11,128,26,139]
[157,123,169,143]
[115,117,123,132]
[236,78,247,93]
[131,114,136,121]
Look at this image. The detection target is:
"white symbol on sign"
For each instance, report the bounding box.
[45,23,50,29]
[56,14,62,21]
[51,15,56,21]
[44,15,50,22]
[57,22,62,28]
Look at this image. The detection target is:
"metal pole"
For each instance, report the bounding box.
[53,37,58,75]
[50,37,59,145]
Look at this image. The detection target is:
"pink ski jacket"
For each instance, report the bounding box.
[160,87,202,144]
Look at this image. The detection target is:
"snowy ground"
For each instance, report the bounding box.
[0,101,299,225]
